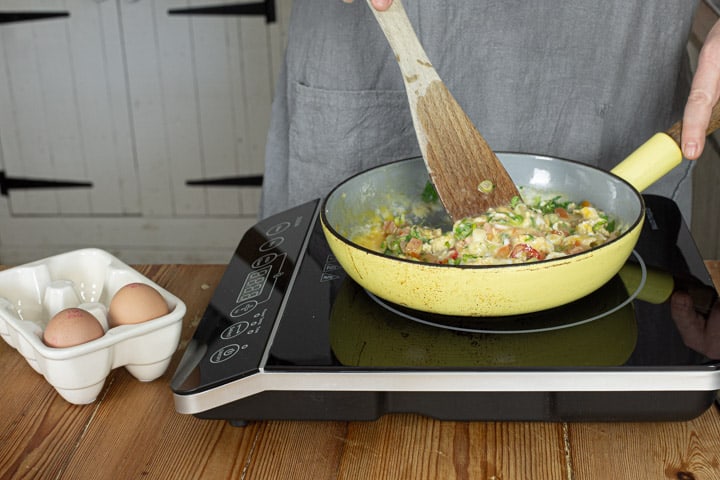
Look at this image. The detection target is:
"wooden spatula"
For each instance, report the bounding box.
[366,0,520,221]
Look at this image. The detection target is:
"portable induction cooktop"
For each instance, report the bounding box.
[171,194,720,424]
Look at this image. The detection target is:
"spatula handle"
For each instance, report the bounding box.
[366,0,440,96]
[665,100,720,145]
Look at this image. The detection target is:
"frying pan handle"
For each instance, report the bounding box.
[610,133,682,192]
[611,100,720,192]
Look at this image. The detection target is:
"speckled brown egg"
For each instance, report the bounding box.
[108,282,169,328]
[43,308,105,348]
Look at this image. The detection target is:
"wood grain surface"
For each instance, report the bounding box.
[1,263,719,480]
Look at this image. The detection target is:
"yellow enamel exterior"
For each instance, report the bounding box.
[322,218,643,316]
[321,136,683,317]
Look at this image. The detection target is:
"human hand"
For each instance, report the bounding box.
[342,0,393,11]
[671,290,720,359]
[681,19,720,160]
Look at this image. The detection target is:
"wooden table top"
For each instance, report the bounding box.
[2,262,720,480]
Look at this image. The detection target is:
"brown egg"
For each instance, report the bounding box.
[109,282,169,328]
[43,308,105,348]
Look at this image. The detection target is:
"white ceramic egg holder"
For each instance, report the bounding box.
[0,249,186,404]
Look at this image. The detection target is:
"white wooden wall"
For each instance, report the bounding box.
[0,0,292,264]
[1,1,717,265]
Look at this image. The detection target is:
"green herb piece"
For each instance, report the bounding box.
[421,181,439,203]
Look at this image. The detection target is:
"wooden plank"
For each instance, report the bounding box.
[340,417,567,479]
[0,333,98,480]
[32,13,91,215]
[568,408,720,479]
[191,0,243,216]
[235,14,272,216]
[243,421,349,479]
[95,0,141,215]
[0,214,256,265]
[64,0,137,215]
[227,13,255,216]
[0,13,57,214]
[0,245,236,266]
[154,0,208,217]
[244,415,568,479]
[0,382,98,478]
[119,0,175,216]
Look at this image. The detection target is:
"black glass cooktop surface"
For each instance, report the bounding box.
[171,194,720,423]
[265,194,716,371]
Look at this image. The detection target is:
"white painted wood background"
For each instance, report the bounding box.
[0,0,292,264]
[0,0,718,265]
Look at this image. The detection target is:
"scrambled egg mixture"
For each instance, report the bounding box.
[357,195,622,265]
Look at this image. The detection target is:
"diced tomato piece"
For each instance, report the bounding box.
[510,243,546,260]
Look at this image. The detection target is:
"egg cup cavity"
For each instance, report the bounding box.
[0,248,186,404]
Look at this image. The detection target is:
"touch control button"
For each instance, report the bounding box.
[210,344,241,364]
[221,321,250,340]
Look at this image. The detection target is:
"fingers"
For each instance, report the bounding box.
[682,21,720,160]
[671,291,707,349]
[371,0,392,10]
[671,291,720,359]
[348,0,391,10]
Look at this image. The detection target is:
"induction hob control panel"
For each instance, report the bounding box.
[171,201,320,395]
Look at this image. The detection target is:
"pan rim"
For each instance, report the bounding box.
[320,153,646,270]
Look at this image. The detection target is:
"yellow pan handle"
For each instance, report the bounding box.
[610,133,682,193]
[616,99,720,192]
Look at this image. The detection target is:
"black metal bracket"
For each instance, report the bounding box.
[0,171,92,197]
[186,175,263,187]
[168,0,276,23]
[0,11,69,25]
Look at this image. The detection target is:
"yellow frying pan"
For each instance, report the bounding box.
[321,108,719,316]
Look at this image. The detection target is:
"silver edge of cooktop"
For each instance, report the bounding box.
[174,368,720,415]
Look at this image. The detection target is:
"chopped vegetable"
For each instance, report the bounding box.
[478,179,495,194]
[358,196,623,266]
[421,181,439,203]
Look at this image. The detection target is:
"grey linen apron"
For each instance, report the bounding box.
[261,0,699,220]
